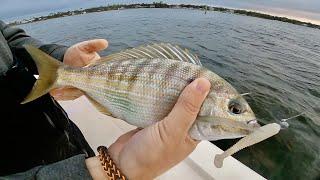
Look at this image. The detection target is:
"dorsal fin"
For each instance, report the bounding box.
[98,43,202,66]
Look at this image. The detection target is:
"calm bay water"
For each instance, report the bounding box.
[19,8,320,179]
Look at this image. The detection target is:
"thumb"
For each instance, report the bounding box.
[77,39,108,53]
[164,78,211,134]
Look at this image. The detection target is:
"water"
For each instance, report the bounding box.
[18,9,320,179]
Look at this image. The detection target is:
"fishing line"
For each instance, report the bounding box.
[279,111,306,129]
[239,90,306,129]
[253,110,306,130]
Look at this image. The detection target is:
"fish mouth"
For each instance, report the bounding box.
[189,116,260,141]
[246,119,260,129]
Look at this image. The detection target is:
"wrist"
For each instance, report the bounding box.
[97,146,128,180]
[85,156,107,180]
[118,157,157,180]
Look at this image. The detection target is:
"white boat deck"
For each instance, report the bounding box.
[59,97,266,180]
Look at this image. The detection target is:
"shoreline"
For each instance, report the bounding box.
[10,2,320,30]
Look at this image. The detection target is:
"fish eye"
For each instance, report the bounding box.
[228,101,244,114]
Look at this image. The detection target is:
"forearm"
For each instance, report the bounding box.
[0,20,42,48]
[2,154,94,179]
[0,20,68,62]
[0,20,68,75]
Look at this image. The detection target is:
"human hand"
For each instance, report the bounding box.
[107,78,211,180]
[50,39,108,100]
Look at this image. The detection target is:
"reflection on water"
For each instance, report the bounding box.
[20,8,320,179]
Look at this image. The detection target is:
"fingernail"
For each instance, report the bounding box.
[55,93,62,97]
[194,78,210,94]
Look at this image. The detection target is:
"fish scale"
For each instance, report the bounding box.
[22,43,260,141]
[59,58,201,126]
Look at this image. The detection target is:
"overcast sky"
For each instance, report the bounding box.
[1,0,320,24]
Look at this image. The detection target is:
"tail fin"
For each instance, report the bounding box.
[21,45,63,104]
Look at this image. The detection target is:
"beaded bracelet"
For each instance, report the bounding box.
[97,146,128,180]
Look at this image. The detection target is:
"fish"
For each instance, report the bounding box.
[22,43,260,141]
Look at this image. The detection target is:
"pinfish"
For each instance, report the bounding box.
[22,43,261,141]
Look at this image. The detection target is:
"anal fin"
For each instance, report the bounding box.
[85,94,113,117]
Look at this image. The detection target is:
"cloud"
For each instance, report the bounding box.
[212,0,320,14]
[1,0,319,22]
[1,0,105,19]
[267,0,320,13]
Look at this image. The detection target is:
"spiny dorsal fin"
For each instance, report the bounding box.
[99,43,202,66]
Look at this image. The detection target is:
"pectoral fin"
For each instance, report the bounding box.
[85,95,113,117]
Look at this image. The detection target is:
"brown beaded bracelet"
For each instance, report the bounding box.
[97,146,128,180]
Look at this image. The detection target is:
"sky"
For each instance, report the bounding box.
[1,0,320,24]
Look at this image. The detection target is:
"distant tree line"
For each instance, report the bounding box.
[10,2,320,30]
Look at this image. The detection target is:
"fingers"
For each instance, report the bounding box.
[77,39,108,53]
[50,87,84,101]
[165,78,211,134]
